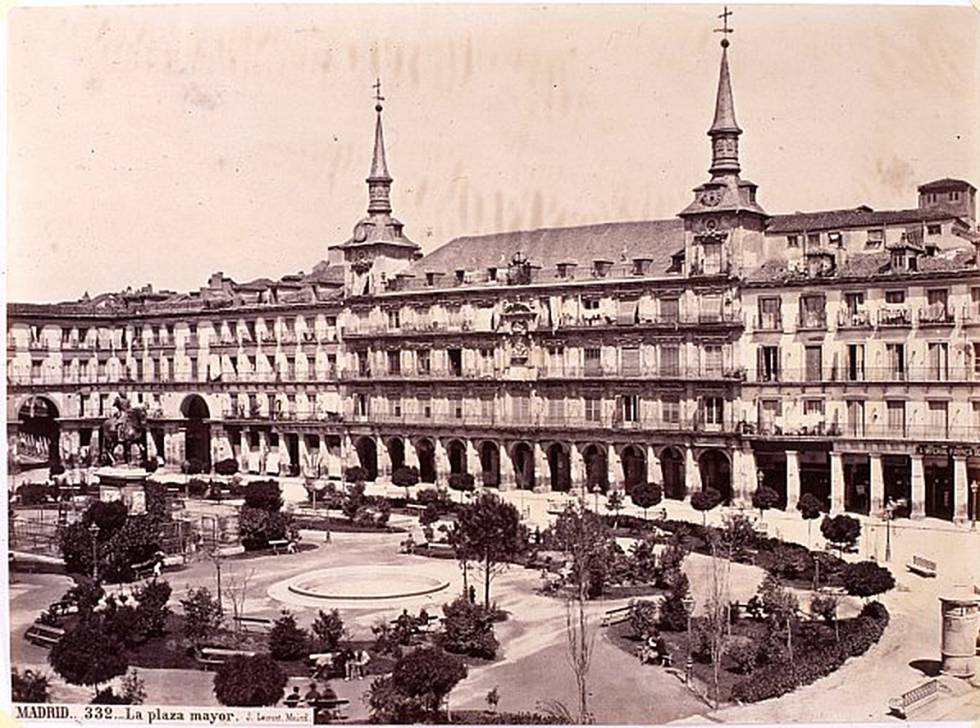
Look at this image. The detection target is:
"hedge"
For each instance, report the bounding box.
[730,602,889,703]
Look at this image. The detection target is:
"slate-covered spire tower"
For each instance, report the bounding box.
[679,7,767,278]
[708,33,742,177]
[330,79,421,296]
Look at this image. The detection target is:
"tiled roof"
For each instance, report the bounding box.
[838,252,891,278]
[918,247,976,272]
[918,178,976,192]
[303,261,345,286]
[766,206,958,234]
[403,219,685,282]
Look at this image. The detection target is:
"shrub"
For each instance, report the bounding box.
[391,647,467,719]
[186,478,209,498]
[311,609,345,652]
[182,458,205,475]
[448,472,476,494]
[690,488,722,524]
[133,579,172,637]
[726,637,756,674]
[752,485,781,515]
[49,462,66,476]
[179,587,223,648]
[796,493,824,520]
[820,514,861,554]
[630,482,662,518]
[810,593,839,625]
[627,537,660,584]
[269,610,310,661]
[17,482,50,506]
[213,655,287,707]
[629,600,659,639]
[242,480,283,511]
[239,506,296,550]
[213,458,238,476]
[49,617,129,689]
[437,596,499,659]
[658,573,691,632]
[12,668,50,703]
[344,465,369,484]
[842,561,895,600]
[416,488,451,509]
[341,481,368,521]
[392,466,420,490]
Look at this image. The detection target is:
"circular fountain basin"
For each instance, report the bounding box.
[284,566,450,603]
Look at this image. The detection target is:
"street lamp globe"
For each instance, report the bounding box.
[88,521,100,538]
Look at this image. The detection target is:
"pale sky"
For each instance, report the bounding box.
[7,3,980,303]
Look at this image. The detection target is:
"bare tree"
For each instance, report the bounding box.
[703,536,731,709]
[224,566,256,643]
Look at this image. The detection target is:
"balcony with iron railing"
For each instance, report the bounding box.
[963,302,980,325]
[876,305,913,328]
[221,407,344,423]
[755,313,783,333]
[918,303,955,327]
[796,309,828,331]
[837,309,873,330]
[747,365,978,385]
[357,411,733,433]
[538,364,743,381]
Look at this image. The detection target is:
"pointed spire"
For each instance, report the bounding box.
[707,7,741,177]
[710,45,741,135]
[366,77,392,214]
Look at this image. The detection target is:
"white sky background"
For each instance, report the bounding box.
[6,3,980,303]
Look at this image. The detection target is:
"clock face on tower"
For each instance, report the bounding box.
[701,189,721,207]
[353,223,368,243]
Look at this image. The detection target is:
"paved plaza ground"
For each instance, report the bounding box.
[8,474,980,723]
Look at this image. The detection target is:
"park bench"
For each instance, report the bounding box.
[48,600,79,618]
[25,623,65,648]
[888,679,946,719]
[312,697,350,723]
[197,646,256,670]
[425,542,455,556]
[131,559,158,580]
[414,614,442,635]
[546,498,566,515]
[268,539,291,555]
[906,555,937,578]
[308,652,340,678]
[233,615,274,633]
[600,604,633,628]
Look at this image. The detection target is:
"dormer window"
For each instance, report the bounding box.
[787,235,799,248]
[455,270,465,284]
[927,224,941,236]
[426,272,437,287]
[632,258,652,276]
[951,191,960,201]
[593,260,613,278]
[556,262,577,279]
[866,229,884,248]
[807,232,821,247]
[487,267,497,281]
[828,231,843,248]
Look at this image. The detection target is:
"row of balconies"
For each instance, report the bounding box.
[754,302,975,333]
[749,420,980,443]
[6,367,339,387]
[748,365,979,385]
[344,310,743,337]
[346,411,734,433]
[9,330,339,353]
[221,407,344,423]
[339,364,743,381]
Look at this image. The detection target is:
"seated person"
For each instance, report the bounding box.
[284,686,302,708]
[303,682,321,707]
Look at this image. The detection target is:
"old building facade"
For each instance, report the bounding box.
[7,35,979,523]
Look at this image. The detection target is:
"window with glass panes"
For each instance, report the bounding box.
[759,398,782,430]
[513,395,531,423]
[928,342,949,380]
[662,396,680,424]
[661,298,680,322]
[387,309,401,330]
[927,400,948,435]
[703,344,723,375]
[387,350,401,375]
[584,396,601,423]
[450,397,463,419]
[660,345,680,376]
[803,399,824,417]
[702,397,724,426]
[886,401,905,434]
[420,397,432,419]
[481,396,494,422]
[621,346,640,376]
[548,398,565,423]
[547,346,565,376]
[886,344,906,378]
[758,297,782,330]
[417,349,431,374]
[621,394,639,423]
[700,295,722,322]
[584,347,602,376]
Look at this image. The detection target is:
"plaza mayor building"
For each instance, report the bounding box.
[7,31,980,525]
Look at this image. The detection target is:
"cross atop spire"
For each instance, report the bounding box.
[372,77,385,110]
[715,5,734,45]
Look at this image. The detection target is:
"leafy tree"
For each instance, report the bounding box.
[392,465,420,500]
[239,507,297,550]
[179,586,224,649]
[311,609,345,652]
[657,539,688,588]
[437,596,499,659]
[132,579,172,637]
[719,513,756,562]
[93,669,147,705]
[448,472,476,502]
[628,600,659,639]
[269,610,310,661]
[344,465,369,484]
[391,646,467,720]
[627,536,659,584]
[606,490,625,529]
[341,481,368,521]
[49,617,129,693]
[820,514,861,556]
[810,593,840,640]
[843,561,896,600]
[796,493,824,546]
[242,480,283,511]
[758,575,799,663]
[552,505,614,599]
[12,668,51,703]
[213,655,287,707]
[752,485,781,519]
[16,482,50,506]
[658,573,692,632]
[690,488,722,526]
[630,482,662,520]
[456,492,526,607]
[214,458,239,476]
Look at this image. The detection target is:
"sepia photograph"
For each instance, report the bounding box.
[4,2,980,725]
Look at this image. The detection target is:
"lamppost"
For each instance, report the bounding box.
[88,522,101,582]
[971,481,978,531]
[883,497,906,563]
[756,469,765,493]
[592,485,601,513]
[682,593,695,685]
[209,548,224,614]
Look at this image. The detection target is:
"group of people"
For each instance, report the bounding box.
[283,681,340,713]
[637,630,672,667]
[311,647,371,681]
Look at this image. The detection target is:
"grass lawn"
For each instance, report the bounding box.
[291,515,405,534]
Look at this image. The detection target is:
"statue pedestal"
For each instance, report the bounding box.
[95,467,151,514]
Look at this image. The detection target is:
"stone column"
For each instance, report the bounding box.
[786,450,801,511]
[258,430,269,475]
[570,443,586,495]
[607,444,622,492]
[404,439,419,470]
[239,430,250,471]
[953,455,969,523]
[342,434,355,470]
[297,434,309,475]
[377,437,391,480]
[735,446,756,506]
[162,431,174,466]
[435,439,450,488]
[830,452,845,514]
[684,444,702,496]
[646,445,663,486]
[500,444,516,491]
[534,442,550,493]
[911,454,926,519]
[466,440,482,487]
[869,453,885,516]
